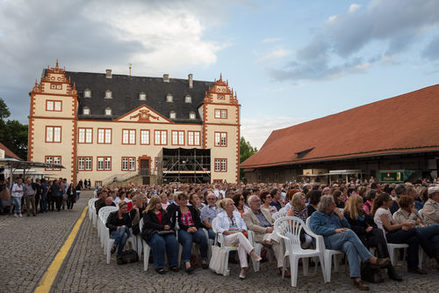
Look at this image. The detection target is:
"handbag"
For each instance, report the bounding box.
[209,245,228,275]
[117,249,139,265]
[157,230,174,236]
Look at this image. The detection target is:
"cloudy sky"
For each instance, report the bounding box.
[1,0,439,148]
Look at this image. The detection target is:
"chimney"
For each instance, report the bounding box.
[163,74,169,83]
[106,69,112,79]
[188,73,193,88]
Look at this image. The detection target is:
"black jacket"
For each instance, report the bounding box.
[344,211,377,243]
[105,211,132,234]
[141,209,174,242]
[167,204,205,231]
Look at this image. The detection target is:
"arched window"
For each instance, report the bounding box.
[84,89,91,98]
[189,111,196,119]
[185,95,192,103]
[170,111,176,119]
[166,94,173,102]
[83,107,90,115]
[105,107,112,116]
[105,90,112,99]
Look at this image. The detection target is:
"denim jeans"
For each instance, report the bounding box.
[178,228,208,263]
[326,229,372,278]
[148,233,178,269]
[207,228,216,240]
[386,228,419,269]
[110,226,131,255]
[11,197,21,213]
[416,224,439,255]
[40,194,47,212]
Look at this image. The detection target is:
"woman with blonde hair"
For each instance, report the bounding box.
[344,195,402,281]
[142,195,178,274]
[287,192,312,248]
[214,198,261,279]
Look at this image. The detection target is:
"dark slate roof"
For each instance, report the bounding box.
[65,71,213,123]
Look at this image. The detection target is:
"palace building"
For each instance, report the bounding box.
[28,62,240,186]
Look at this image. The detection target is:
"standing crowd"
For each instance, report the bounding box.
[0,177,84,217]
[94,178,439,291]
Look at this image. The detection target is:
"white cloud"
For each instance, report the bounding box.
[348,4,361,13]
[241,116,307,149]
[257,48,292,63]
[270,0,439,82]
[0,0,230,121]
[262,37,283,43]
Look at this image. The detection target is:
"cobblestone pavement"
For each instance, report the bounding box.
[0,192,88,293]
[2,191,439,293]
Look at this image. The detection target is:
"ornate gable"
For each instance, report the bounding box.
[116,104,173,123]
[203,74,238,105]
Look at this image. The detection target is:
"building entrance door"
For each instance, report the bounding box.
[140,159,150,175]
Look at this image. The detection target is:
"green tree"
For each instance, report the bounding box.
[0,97,28,159]
[240,136,258,163]
[239,137,258,180]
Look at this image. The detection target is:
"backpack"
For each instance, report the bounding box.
[117,249,139,265]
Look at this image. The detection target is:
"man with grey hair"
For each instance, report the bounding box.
[423,185,439,225]
[309,195,390,291]
[243,195,290,277]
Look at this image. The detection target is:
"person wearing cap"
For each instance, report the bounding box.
[106,201,132,258]
[423,186,439,225]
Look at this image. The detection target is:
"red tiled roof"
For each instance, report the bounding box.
[241,84,439,169]
[0,142,21,160]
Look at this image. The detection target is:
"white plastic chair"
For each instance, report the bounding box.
[211,217,237,276]
[305,217,344,282]
[98,206,118,248]
[248,230,264,272]
[139,219,152,271]
[376,226,422,268]
[88,198,98,222]
[274,216,326,287]
[102,208,136,264]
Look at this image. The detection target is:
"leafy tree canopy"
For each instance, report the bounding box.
[0,97,28,159]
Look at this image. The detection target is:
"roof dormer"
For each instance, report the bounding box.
[166,94,173,102]
[83,107,90,115]
[84,88,91,98]
[105,107,112,116]
[139,92,146,100]
[170,111,176,119]
[105,90,112,99]
[185,95,192,103]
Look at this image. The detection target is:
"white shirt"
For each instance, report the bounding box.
[11,183,24,198]
[374,207,392,232]
[213,210,247,234]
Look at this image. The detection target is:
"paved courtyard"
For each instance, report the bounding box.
[1,191,438,292]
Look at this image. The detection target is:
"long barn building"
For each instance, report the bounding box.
[241,85,439,184]
[28,62,240,186]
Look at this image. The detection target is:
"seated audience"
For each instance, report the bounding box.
[142,195,178,274]
[307,190,322,217]
[214,198,261,279]
[393,195,439,270]
[233,193,249,216]
[344,195,402,281]
[310,195,390,291]
[259,191,277,214]
[106,201,132,258]
[372,193,431,274]
[287,192,312,248]
[200,191,219,240]
[168,192,208,273]
[423,186,439,225]
[243,195,289,277]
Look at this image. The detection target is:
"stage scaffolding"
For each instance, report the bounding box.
[158,148,211,183]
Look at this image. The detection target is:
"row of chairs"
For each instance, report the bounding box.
[88,198,137,264]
